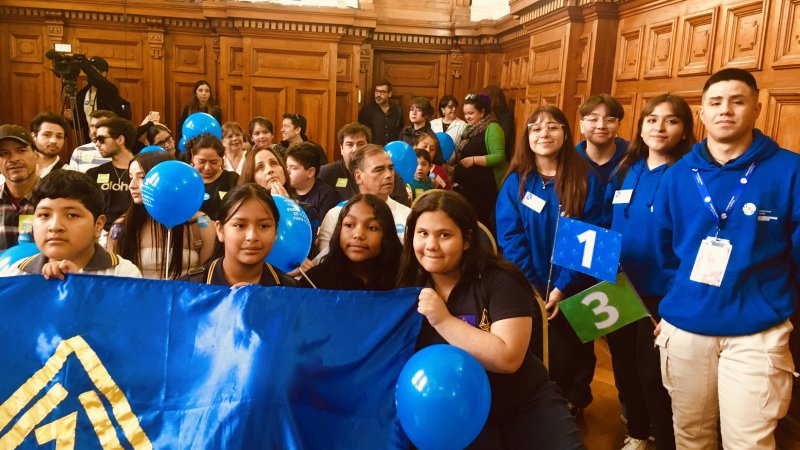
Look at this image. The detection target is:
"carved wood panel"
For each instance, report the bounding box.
[764,89,800,151]
[644,19,676,79]
[577,34,591,82]
[337,53,352,82]
[9,32,42,64]
[294,87,330,146]
[373,51,445,117]
[721,0,766,70]
[774,0,800,68]
[250,83,287,130]
[10,72,46,128]
[613,93,637,141]
[616,27,643,81]
[529,39,563,84]
[677,8,717,76]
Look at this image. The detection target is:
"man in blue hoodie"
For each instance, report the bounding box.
[654,68,798,449]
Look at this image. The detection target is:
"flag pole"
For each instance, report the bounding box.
[299,268,317,289]
[544,205,562,307]
[165,227,173,280]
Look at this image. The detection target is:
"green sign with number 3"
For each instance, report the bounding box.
[559,272,650,343]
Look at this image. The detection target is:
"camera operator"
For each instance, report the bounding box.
[75,57,131,144]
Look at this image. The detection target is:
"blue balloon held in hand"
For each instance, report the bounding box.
[142,161,205,229]
[182,112,222,141]
[435,132,455,162]
[139,145,167,154]
[0,242,39,272]
[396,344,491,450]
[385,140,417,184]
[266,195,312,273]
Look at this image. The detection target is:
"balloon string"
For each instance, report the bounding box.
[299,268,317,289]
[165,227,172,280]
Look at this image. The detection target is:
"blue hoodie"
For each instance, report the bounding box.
[496,170,605,297]
[576,137,629,227]
[654,130,800,336]
[611,159,671,300]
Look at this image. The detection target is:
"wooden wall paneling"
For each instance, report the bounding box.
[5,23,47,126]
[643,18,677,79]
[615,26,643,82]
[335,40,362,153]
[763,88,800,151]
[373,51,446,122]
[529,37,565,85]
[573,93,585,144]
[219,34,245,127]
[720,0,767,71]
[611,93,637,141]
[558,20,584,127]
[166,32,213,132]
[0,22,8,124]
[146,27,166,121]
[249,80,287,131]
[676,7,718,77]
[671,90,705,142]
[577,32,592,83]
[583,9,619,96]
[295,84,331,147]
[773,0,800,68]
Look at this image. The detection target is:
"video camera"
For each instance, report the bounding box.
[45,46,86,81]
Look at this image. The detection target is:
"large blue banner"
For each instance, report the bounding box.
[0,275,422,449]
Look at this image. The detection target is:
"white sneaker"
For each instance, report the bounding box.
[620,436,647,450]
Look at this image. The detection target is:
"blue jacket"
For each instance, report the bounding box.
[655,130,800,336]
[496,170,605,297]
[576,137,629,227]
[611,159,671,299]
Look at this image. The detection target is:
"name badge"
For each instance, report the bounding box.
[434,175,446,188]
[612,189,633,204]
[96,173,110,184]
[522,191,546,213]
[689,237,732,287]
[336,178,348,188]
[81,152,94,162]
[18,214,34,234]
[219,191,227,200]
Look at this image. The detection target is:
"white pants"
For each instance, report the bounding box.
[656,319,796,450]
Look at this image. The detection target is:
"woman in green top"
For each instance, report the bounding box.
[453,93,507,231]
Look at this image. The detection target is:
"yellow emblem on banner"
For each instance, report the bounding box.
[0,336,152,450]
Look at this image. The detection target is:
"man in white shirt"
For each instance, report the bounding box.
[317,144,410,254]
[30,112,73,178]
[69,109,115,173]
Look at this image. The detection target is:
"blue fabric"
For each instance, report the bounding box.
[576,137,629,227]
[0,274,421,449]
[496,170,605,297]
[611,159,671,298]
[654,130,800,336]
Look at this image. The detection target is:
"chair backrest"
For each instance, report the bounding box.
[530,285,549,370]
[477,221,497,255]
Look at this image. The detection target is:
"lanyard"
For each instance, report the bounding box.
[691,162,756,233]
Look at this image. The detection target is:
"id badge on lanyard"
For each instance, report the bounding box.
[689,162,756,287]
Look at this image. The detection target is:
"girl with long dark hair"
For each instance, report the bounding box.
[180,183,294,287]
[607,94,695,450]
[177,80,223,142]
[495,104,604,416]
[299,194,401,290]
[398,190,584,449]
[108,151,216,279]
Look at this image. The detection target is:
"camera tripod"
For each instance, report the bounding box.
[60,77,86,145]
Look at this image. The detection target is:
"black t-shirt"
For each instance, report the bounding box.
[416,267,549,422]
[86,162,131,230]
[298,261,392,290]
[201,170,239,220]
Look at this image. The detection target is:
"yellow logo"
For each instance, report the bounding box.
[0,336,152,449]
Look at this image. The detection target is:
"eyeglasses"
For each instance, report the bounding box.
[222,134,242,141]
[154,136,174,147]
[581,115,619,126]
[527,123,565,135]
[409,107,423,113]
[94,135,109,143]
[375,89,389,94]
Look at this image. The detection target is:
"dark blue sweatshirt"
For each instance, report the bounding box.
[576,137,629,227]
[611,159,670,300]
[654,130,800,336]
[496,170,605,297]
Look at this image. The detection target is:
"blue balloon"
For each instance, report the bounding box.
[182,112,222,141]
[178,136,188,153]
[435,132,455,162]
[385,140,417,184]
[142,161,205,229]
[266,195,312,273]
[139,145,167,154]
[396,344,491,450]
[0,243,39,271]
